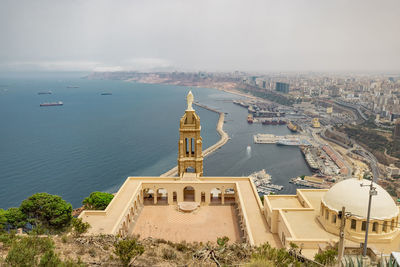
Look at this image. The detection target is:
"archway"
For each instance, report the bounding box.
[224,188,236,204]
[183,186,195,201]
[157,188,168,205]
[210,188,222,204]
[185,166,195,173]
[143,189,154,205]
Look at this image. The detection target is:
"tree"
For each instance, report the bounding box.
[114,238,144,266]
[20,193,72,230]
[5,207,27,229]
[71,217,90,237]
[0,209,7,230]
[83,191,114,210]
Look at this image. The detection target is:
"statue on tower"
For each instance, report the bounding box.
[186,90,194,111]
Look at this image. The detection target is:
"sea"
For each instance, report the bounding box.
[0,72,311,209]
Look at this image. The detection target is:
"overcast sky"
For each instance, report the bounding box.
[0,0,399,73]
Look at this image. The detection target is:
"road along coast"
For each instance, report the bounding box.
[160,103,229,177]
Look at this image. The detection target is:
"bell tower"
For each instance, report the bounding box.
[178,91,203,178]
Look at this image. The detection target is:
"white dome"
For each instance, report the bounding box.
[322,178,399,220]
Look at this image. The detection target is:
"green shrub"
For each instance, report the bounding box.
[251,242,300,267]
[162,248,177,260]
[82,192,114,210]
[217,236,229,247]
[88,248,97,257]
[71,218,91,237]
[0,231,17,247]
[175,241,188,252]
[39,250,62,267]
[61,234,69,243]
[20,193,73,230]
[114,238,144,266]
[0,209,7,230]
[314,249,337,266]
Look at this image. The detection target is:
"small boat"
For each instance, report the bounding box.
[67,85,79,88]
[101,92,112,95]
[287,121,298,132]
[247,114,253,124]
[40,101,63,107]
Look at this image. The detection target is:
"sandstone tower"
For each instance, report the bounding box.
[178,91,203,178]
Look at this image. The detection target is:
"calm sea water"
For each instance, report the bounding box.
[0,72,311,209]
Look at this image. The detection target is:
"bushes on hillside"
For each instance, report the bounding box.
[82,191,114,210]
[4,234,85,267]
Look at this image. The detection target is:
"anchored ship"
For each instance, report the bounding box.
[276,139,301,146]
[101,92,112,95]
[40,101,63,107]
[37,91,52,95]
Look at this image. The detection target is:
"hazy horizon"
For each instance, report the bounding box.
[1,0,400,73]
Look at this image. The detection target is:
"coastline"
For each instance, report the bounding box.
[160,104,229,177]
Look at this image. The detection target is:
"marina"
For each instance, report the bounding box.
[249,169,284,195]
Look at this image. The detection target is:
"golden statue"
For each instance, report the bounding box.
[186,90,194,111]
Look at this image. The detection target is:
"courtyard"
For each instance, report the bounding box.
[130,204,242,243]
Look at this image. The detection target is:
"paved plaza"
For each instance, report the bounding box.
[131,204,242,243]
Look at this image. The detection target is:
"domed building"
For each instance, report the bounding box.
[264,177,400,257]
[319,178,399,243]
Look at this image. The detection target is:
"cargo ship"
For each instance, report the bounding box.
[247,114,253,124]
[101,92,112,95]
[37,91,52,95]
[276,139,301,146]
[262,119,286,125]
[287,121,298,132]
[40,101,63,107]
[67,85,79,88]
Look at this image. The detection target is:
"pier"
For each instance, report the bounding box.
[253,133,311,145]
[160,103,229,177]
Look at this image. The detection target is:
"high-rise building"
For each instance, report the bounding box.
[275,82,289,94]
[394,119,400,139]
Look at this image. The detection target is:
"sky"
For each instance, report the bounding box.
[0,0,400,73]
